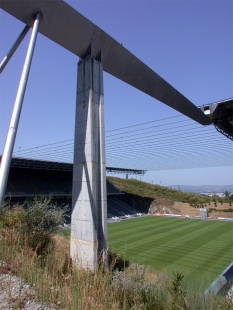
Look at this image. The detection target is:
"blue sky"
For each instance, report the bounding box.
[0,0,232,186]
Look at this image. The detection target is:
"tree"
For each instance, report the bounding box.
[212,196,217,208]
[225,191,230,202]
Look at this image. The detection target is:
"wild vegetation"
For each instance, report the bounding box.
[0,199,232,309]
[209,207,233,213]
[107,177,232,209]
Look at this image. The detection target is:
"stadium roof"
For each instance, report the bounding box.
[200,98,233,141]
[6,111,232,171]
[0,157,146,175]
[0,0,211,125]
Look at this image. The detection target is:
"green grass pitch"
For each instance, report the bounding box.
[108,216,233,290]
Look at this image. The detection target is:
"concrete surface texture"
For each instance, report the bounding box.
[70,57,108,270]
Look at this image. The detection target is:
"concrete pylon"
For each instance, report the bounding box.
[70,56,108,270]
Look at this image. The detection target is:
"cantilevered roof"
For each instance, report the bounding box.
[0,157,146,175]
[0,0,211,125]
[200,98,233,140]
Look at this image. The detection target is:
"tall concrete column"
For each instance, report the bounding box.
[71,56,108,270]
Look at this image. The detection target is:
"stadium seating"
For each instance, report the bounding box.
[107,197,139,217]
[5,163,139,218]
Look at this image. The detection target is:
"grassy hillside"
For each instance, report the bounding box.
[107,176,209,207]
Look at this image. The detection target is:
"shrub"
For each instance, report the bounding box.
[112,264,168,309]
[24,197,66,232]
[168,272,186,310]
[0,204,25,228]
[0,197,68,256]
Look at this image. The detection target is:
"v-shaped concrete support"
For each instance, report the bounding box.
[70,56,108,270]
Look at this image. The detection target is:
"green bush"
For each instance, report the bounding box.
[24,197,66,232]
[168,272,186,310]
[0,204,25,228]
[0,197,68,256]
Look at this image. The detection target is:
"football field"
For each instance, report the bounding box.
[108,216,233,290]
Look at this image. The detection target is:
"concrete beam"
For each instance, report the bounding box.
[0,0,212,125]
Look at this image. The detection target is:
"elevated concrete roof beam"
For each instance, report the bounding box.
[0,0,212,125]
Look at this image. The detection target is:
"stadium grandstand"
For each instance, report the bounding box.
[2,157,142,221]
